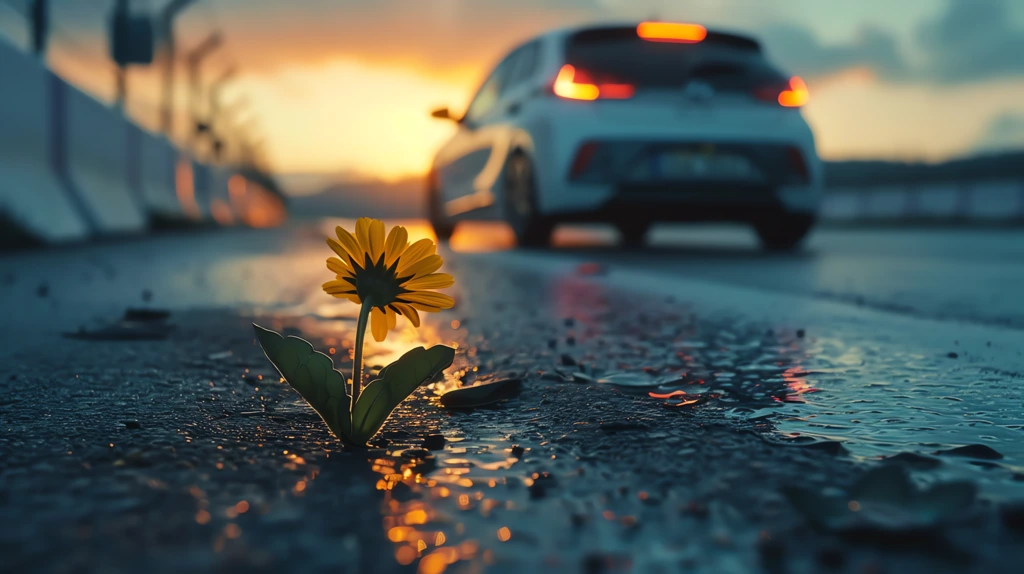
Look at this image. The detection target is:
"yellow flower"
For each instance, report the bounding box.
[322,218,455,342]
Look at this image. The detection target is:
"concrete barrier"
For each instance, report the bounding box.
[967,180,1021,220]
[862,186,908,220]
[822,180,1024,225]
[139,130,185,221]
[820,191,861,221]
[0,41,90,243]
[207,167,236,225]
[909,184,959,219]
[64,81,147,234]
[191,160,213,220]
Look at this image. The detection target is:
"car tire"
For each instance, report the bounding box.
[617,221,651,247]
[427,172,456,241]
[754,214,815,251]
[505,153,553,248]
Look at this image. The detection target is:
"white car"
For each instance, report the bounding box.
[428,22,823,250]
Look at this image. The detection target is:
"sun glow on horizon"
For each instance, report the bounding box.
[234,58,473,180]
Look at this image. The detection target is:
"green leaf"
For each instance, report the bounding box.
[253,324,352,442]
[351,345,455,444]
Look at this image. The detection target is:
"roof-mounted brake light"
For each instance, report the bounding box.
[637,22,707,44]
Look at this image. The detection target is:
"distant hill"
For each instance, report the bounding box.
[824,150,1024,188]
[286,176,427,220]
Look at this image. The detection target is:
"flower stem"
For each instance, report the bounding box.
[351,297,374,419]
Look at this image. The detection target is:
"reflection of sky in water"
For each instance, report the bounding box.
[770,336,1024,498]
[246,218,1024,571]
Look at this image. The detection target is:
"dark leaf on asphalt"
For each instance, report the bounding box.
[63,320,175,341]
[123,308,171,322]
[933,444,1004,460]
[440,377,523,409]
[782,465,977,535]
[596,371,661,388]
[884,452,943,470]
[852,464,913,504]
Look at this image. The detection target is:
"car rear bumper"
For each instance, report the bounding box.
[549,182,818,224]
[523,101,823,218]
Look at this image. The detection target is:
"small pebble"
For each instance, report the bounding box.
[422,434,446,451]
[934,444,1003,460]
[1000,503,1024,532]
[816,546,845,570]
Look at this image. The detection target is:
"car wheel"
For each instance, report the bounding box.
[617,221,650,247]
[754,214,815,251]
[505,153,553,248]
[427,172,456,241]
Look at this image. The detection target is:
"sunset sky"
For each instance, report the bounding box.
[2,0,1024,186]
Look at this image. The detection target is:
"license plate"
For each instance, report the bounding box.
[656,149,754,180]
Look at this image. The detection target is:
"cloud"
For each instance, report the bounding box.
[973,112,1024,153]
[916,0,1024,83]
[760,0,1024,86]
[758,24,908,81]
[213,0,600,80]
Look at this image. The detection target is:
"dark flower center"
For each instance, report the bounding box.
[344,253,407,308]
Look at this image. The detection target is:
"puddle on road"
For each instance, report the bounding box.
[262,238,1024,572]
[540,273,1024,500]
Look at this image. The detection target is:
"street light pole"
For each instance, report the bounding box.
[112,0,129,109]
[185,31,223,147]
[208,66,236,129]
[159,0,198,138]
[29,0,48,57]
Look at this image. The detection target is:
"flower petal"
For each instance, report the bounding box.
[400,255,443,280]
[327,238,351,263]
[334,227,363,263]
[402,272,454,291]
[396,238,436,275]
[323,280,357,295]
[327,257,352,276]
[409,303,441,313]
[384,225,408,267]
[368,219,386,263]
[386,306,397,330]
[400,291,455,310]
[393,302,420,327]
[370,307,388,342]
[355,218,373,260]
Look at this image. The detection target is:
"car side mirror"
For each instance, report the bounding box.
[431,107,459,122]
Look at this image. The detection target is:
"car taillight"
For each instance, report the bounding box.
[553,65,635,101]
[754,76,810,107]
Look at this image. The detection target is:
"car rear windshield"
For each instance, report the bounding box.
[565,27,786,92]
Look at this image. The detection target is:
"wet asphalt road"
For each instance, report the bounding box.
[2,221,1024,574]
